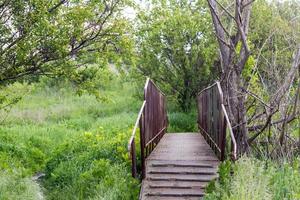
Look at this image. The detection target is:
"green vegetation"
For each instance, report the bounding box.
[0,170,43,200]
[0,0,299,199]
[168,111,197,132]
[0,78,141,199]
[205,157,300,200]
[0,0,133,88]
[135,0,216,111]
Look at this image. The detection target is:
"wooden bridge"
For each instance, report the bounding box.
[128,78,237,200]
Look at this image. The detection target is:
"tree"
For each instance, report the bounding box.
[206,0,300,155]
[136,0,217,111]
[246,0,300,157]
[0,0,133,87]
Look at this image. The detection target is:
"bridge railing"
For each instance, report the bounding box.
[196,81,237,161]
[128,78,168,178]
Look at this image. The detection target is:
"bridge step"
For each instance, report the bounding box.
[143,197,203,200]
[150,162,215,168]
[148,175,217,182]
[146,180,208,188]
[140,133,220,200]
[148,166,217,175]
[146,188,205,197]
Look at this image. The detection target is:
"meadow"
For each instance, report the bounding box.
[0,77,141,199]
[0,76,198,200]
[205,157,300,200]
[0,77,299,200]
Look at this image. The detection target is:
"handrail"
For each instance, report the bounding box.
[127,101,146,178]
[221,104,237,160]
[144,78,150,92]
[196,80,237,161]
[128,78,168,178]
[147,78,166,96]
[145,127,166,147]
[197,82,218,96]
[216,81,237,160]
[128,100,146,153]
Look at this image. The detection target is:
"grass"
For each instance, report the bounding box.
[0,78,141,199]
[205,156,300,200]
[167,98,198,133]
[167,111,197,132]
[0,76,199,199]
[0,170,43,200]
[1,77,299,200]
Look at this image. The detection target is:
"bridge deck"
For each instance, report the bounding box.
[140,133,220,200]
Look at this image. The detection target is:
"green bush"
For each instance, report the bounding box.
[43,128,139,199]
[0,170,43,200]
[168,112,197,132]
[0,129,48,175]
[0,78,141,199]
[205,157,300,200]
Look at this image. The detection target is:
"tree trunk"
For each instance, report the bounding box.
[222,67,249,154]
[207,0,253,155]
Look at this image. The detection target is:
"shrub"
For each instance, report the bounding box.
[43,128,139,199]
[168,112,197,132]
[0,170,44,200]
[205,157,300,200]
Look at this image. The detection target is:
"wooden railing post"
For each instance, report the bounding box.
[196,81,237,161]
[128,78,168,179]
[220,117,227,161]
[140,111,146,179]
[130,139,137,178]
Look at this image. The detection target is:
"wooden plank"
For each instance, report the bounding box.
[144,197,203,200]
[145,181,208,188]
[148,167,217,175]
[148,174,218,181]
[150,162,217,168]
[140,133,220,200]
[196,82,228,160]
[146,188,205,197]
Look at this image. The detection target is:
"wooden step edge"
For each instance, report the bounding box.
[148,185,206,189]
[146,193,204,197]
[148,177,214,182]
[151,163,214,168]
[148,171,216,175]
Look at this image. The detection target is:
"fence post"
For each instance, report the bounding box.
[140,112,146,179]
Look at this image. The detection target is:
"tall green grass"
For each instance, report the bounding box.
[0,78,141,199]
[167,112,197,132]
[0,170,43,200]
[166,98,198,132]
[2,78,299,200]
[205,157,300,200]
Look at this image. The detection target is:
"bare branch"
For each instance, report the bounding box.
[242,0,256,9]
[48,0,68,13]
[248,112,299,133]
[207,0,232,67]
[241,88,272,109]
[272,45,300,106]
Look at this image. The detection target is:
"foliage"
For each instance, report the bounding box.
[0,0,134,95]
[0,0,299,199]
[0,170,43,200]
[205,157,300,200]
[135,0,217,111]
[0,82,33,122]
[244,0,300,155]
[43,129,139,199]
[0,78,140,199]
[248,0,299,94]
[168,112,197,132]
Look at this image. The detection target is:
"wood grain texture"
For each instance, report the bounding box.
[140,133,220,200]
[196,82,226,160]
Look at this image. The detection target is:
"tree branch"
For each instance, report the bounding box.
[48,0,68,13]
